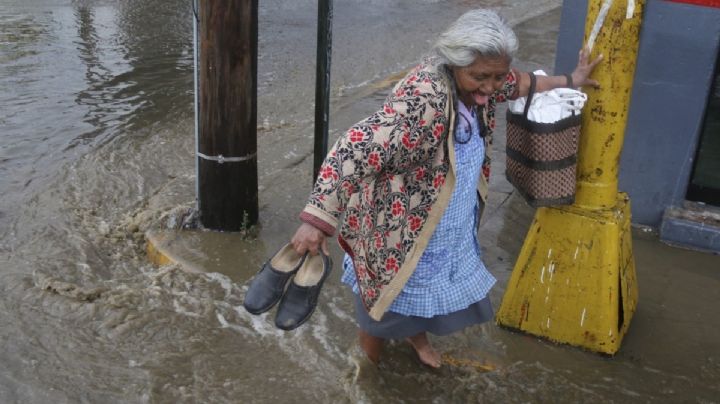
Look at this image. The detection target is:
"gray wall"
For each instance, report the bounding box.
[554,0,587,76]
[554,0,720,226]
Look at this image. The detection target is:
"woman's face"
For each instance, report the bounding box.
[452,54,511,106]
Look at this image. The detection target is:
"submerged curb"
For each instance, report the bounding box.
[145,230,202,272]
[145,231,174,267]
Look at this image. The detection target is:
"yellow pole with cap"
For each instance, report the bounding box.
[496,0,643,355]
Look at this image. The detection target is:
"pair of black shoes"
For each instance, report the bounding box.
[243,243,332,331]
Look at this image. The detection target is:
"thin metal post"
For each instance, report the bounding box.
[193,0,200,207]
[313,0,333,181]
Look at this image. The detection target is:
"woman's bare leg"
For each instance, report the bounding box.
[358,329,384,365]
[406,332,442,368]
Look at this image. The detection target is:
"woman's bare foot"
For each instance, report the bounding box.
[406,332,442,368]
[358,329,384,365]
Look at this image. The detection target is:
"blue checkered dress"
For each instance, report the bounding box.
[341,102,496,318]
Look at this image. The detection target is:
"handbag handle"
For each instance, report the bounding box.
[522,72,537,119]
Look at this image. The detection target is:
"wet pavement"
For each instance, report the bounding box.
[148,7,720,404]
[1,0,719,402]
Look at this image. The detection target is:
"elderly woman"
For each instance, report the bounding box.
[291,9,601,367]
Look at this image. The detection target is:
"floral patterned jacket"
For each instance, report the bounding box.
[300,57,520,320]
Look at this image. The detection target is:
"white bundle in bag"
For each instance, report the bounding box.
[508,70,588,123]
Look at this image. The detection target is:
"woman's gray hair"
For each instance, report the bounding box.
[433,9,518,67]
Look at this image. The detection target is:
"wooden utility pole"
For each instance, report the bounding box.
[313,0,333,180]
[196,0,259,230]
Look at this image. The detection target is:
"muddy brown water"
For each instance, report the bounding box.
[1,0,719,402]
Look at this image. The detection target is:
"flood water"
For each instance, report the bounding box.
[1,0,719,402]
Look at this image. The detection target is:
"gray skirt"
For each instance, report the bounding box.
[352,292,494,339]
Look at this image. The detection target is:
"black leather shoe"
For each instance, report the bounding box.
[274,252,332,331]
[243,244,306,315]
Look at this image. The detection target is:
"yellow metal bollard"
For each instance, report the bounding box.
[496,0,644,355]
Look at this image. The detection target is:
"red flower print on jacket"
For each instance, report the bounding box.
[374,231,383,249]
[391,200,405,217]
[368,152,381,170]
[348,214,359,231]
[320,165,338,181]
[349,129,365,143]
[409,215,422,231]
[341,180,356,194]
[385,256,399,273]
[433,172,445,189]
[401,133,416,149]
[414,167,426,181]
[433,123,445,139]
